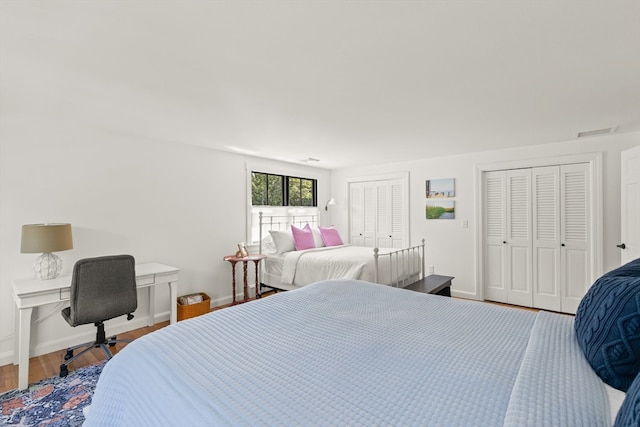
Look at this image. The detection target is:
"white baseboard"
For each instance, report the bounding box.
[211,293,246,307]
[211,285,257,308]
[0,350,13,367]
[451,289,481,300]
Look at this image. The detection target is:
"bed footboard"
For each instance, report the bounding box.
[374,239,425,287]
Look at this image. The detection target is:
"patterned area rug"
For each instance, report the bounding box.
[0,361,106,427]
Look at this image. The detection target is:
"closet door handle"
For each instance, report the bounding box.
[617,243,627,249]
[561,243,565,247]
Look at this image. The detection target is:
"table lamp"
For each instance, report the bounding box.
[21,223,73,279]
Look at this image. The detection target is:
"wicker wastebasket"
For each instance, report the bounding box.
[177,292,211,321]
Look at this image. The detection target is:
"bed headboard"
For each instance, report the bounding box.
[255,209,320,249]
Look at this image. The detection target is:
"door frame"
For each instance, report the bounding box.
[621,145,640,264]
[474,152,603,301]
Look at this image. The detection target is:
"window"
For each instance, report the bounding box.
[252,172,317,207]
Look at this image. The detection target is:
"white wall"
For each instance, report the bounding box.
[330,132,640,299]
[0,118,331,366]
[2,119,636,367]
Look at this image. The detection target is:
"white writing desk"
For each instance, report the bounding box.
[12,262,179,390]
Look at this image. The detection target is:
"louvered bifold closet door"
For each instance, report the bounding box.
[532,166,562,311]
[349,182,378,247]
[483,171,508,303]
[505,169,533,307]
[350,177,408,249]
[376,182,391,248]
[375,179,405,249]
[560,163,591,314]
[362,184,377,247]
[350,183,365,246]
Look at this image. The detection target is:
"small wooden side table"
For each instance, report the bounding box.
[223,254,267,305]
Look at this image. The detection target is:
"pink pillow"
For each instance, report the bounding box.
[319,226,343,247]
[291,224,316,251]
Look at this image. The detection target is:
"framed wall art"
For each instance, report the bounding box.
[426,200,455,219]
[426,178,455,219]
[426,178,455,198]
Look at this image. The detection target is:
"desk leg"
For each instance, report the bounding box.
[13,306,19,365]
[147,286,156,327]
[168,280,178,324]
[16,306,33,390]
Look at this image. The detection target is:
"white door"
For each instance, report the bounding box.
[621,146,640,264]
[483,171,507,303]
[349,178,407,248]
[532,166,561,311]
[350,182,364,246]
[505,169,533,307]
[349,182,376,247]
[560,163,591,314]
[375,179,406,248]
[484,164,590,313]
[375,182,392,247]
[389,179,406,248]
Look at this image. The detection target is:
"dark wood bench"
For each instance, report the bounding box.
[403,274,453,296]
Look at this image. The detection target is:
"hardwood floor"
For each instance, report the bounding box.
[0,292,277,394]
[0,321,169,394]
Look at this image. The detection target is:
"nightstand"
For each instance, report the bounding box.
[223,254,267,304]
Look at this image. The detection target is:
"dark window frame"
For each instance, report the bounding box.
[251,171,317,207]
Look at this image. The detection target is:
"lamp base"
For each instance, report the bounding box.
[34,252,63,280]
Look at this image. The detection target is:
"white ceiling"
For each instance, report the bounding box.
[1,1,639,169]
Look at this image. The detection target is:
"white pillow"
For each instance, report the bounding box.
[261,234,278,254]
[268,230,295,253]
[312,228,325,248]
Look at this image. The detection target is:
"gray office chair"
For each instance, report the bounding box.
[59,254,137,377]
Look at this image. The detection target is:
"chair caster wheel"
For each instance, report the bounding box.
[109,337,116,347]
[64,350,73,360]
[59,364,68,378]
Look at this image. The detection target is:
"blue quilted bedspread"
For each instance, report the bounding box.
[84,280,609,426]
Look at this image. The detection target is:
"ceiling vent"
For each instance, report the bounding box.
[575,126,618,138]
[301,157,320,163]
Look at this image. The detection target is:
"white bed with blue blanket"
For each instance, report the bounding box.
[84,259,640,426]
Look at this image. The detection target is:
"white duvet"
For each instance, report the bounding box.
[280,244,420,287]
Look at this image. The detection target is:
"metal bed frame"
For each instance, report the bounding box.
[257,211,425,295]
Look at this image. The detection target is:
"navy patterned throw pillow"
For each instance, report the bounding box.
[574,258,640,392]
